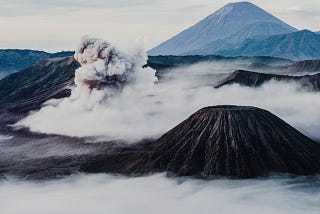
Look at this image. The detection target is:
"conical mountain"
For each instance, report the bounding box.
[83,105,320,178]
[148,2,296,56]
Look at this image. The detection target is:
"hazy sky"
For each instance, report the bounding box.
[0,0,319,52]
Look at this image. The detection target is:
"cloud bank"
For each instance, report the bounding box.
[1,173,320,214]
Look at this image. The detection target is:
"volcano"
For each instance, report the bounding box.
[148,2,296,56]
[83,106,320,178]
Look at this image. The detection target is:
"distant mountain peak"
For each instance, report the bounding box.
[208,2,259,20]
[219,1,259,11]
[149,2,296,56]
[212,2,237,16]
[205,1,291,29]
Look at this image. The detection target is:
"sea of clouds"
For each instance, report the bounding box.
[1,173,320,214]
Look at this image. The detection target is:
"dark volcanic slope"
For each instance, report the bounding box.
[83,106,320,178]
[0,57,79,113]
[286,59,320,73]
[0,49,74,78]
[215,70,320,91]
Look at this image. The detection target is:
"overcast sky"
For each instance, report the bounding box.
[0,0,319,52]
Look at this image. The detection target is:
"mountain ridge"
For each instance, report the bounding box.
[0,57,78,113]
[216,30,320,60]
[0,49,74,79]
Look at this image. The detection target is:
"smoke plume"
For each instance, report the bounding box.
[74,36,149,89]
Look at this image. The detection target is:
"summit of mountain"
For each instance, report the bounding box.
[148,2,296,56]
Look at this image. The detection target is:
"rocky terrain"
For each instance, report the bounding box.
[215,70,320,91]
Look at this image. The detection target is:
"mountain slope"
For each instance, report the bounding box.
[0,49,74,79]
[82,106,320,178]
[148,2,296,56]
[0,57,79,113]
[217,30,320,60]
[187,22,298,55]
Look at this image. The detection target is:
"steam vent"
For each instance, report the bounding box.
[84,105,320,178]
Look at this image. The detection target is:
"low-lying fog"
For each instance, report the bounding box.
[16,61,320,142]
[1,173,320,214]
